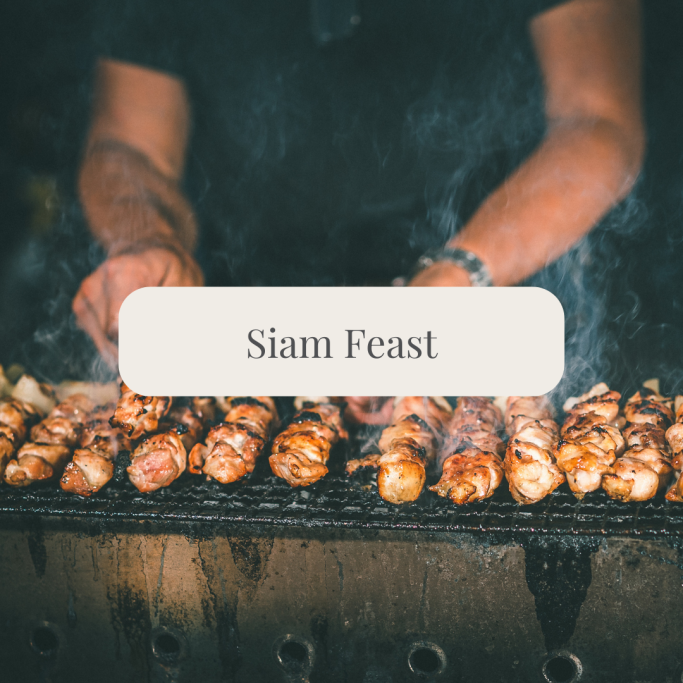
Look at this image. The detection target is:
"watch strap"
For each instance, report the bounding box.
[415,247,493,287]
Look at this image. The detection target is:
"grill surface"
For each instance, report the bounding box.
[1,448,682,537]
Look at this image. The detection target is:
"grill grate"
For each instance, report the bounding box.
[1,425,682,537]
[1,464,682,537]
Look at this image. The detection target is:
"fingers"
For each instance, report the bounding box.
[74,247,204,369]
[72,278,119,370]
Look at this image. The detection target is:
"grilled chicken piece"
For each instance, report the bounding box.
[603,456,669,502]
[49,393,94,424]
[4,443,72,486]
[224,397,279,438]
[30,417,83,448]
[449,397,503,434]
[666,470,683,502]
[377,438,428,503]
[161,404,205,452]
[79,403,132,457]
[127,430,187,492]
[0,435,14,480]
[504,396,563,504]
[601,385,672,502]
[665,396,683,502]
[190,397,277,484]
[60,448,115,496]
[0,398,40,445]
[345,452,381,475]
[505,395,554,434]
[26,393,93,448]
[431,448,504,505]
[444,427,505,458]
[270,400,345,487]
[190,422,266,483]
[623,388,674,429]
[349,397,449,505]
[379,415,438,462]
[110,382,172,439]
[429,397,504,505]
[390,396,452,438]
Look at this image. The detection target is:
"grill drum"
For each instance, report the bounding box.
[1,436,683,681]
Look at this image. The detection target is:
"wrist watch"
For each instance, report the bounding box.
[413,247,493,287]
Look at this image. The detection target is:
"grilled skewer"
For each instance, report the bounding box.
[552,384,622,500]
[346,397,451,504]
[602,384,672,502]
[127,428,188,493]
[0,398,41,479]
[190,397,278,484]
[4,394,94,487]
[127,398,213,493]
[430,397,505,505]
[270,398,346,487]
[60,403,132,497]
[504,395,564,504]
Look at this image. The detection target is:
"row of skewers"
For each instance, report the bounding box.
[1,373,682,506]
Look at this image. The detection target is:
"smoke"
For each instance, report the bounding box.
[6,0,681,400]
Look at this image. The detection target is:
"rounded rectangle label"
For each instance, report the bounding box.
[119,287,564,396]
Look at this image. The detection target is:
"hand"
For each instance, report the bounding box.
[408,260,472,287]
[73,246,204,368]
[344,397,394,425]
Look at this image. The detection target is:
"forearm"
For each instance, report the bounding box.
[449,118,644,286]
[78,139,197,256]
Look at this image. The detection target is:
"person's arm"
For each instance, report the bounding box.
[73,59,203,366]
[410,0,644,288]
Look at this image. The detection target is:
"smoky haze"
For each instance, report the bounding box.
[0,0,682,405]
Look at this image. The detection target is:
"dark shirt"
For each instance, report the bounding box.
[94,0,567,285]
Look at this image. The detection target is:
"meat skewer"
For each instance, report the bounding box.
[602,384,673,502]
[0,398,41,479]
[346,396,452,504]
[430,397,505,505]
[664,396,683,502]
[190,397,278,484]
[62,381,173,495]
[270,398,346,487]
[60,402,132,497]
[504,395,564,504]
[553,384,623,500]
[4,393,94,487]
[558,388,623,497]
[127,428,188,493]
[127,397,214,493]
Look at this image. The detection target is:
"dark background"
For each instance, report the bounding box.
[0,0,682,396]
